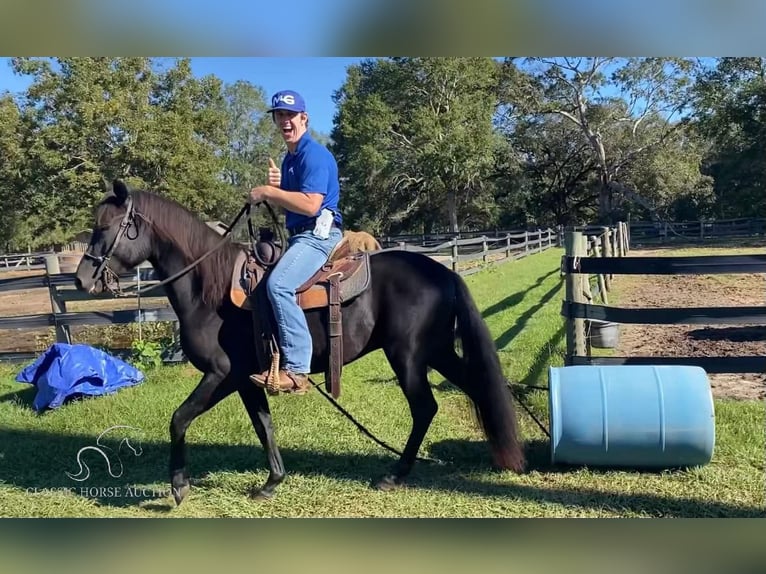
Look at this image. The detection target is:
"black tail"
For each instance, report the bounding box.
[453,273,526,473]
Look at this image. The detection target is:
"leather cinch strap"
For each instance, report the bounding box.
[326,273,343,399]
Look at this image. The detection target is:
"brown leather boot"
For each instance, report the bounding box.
[250,369,311,395]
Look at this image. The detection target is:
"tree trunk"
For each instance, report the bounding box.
[598,171,612,223]
[446,189,459,233]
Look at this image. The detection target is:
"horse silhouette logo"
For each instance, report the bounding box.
[65,425,144,482]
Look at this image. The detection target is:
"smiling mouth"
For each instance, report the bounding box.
[281,126,294,137]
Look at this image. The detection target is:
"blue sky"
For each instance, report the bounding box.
[0,57,366,135]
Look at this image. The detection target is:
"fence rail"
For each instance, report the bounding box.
[380,228,557,275]
[561,229,766,374]
[0,229,560,361]
[0,251,54,272]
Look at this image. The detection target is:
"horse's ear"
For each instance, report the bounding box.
[113,179,130,204]
[100,176,112,195]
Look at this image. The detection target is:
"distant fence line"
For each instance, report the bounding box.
[379,228,558,275]
[628,217,766,244]
[0,228,559,361]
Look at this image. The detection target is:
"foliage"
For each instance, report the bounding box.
[129,339,163,372]
[691,58,766,218]
[331,57,500,234]
[497,57,704,223]
[0,56,763,253]
[0,58,281,251]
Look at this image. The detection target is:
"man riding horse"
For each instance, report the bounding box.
[247,90,344,395]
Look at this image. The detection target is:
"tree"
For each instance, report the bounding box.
[692,58,766,218]
[216,80,284,222]
[500,57,697,222]
[7,57,236,248]
[0,94,25,248]
[331,57,499,234]
[493,112,601,227]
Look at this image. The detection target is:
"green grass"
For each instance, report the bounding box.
[0,248,762,517]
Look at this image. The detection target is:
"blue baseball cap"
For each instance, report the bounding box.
[267,90,306,113]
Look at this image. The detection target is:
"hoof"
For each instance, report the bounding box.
[171,473,190,506]
[374,474,403,492]
[248,487,275,502]
[172,483,190,506]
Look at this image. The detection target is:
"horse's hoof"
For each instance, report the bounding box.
[171,474,190,506]
[172,483,190,506]
[248,487,275,502]
[374,474,403,491]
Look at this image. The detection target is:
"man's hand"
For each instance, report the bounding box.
[268,158,281,187]
[249,185,270,204]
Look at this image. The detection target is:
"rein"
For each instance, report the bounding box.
[92,198,251,298]
[131,202,251,297]
[130,200,285,297]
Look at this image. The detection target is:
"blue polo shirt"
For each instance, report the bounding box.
[281,132,342,231]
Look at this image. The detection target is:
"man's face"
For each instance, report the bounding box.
[274,109,308,147]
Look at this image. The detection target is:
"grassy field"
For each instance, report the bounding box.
[0,247,762,517]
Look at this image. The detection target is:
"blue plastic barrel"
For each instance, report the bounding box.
[548,365,715,468]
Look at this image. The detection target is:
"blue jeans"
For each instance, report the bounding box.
[266,227,342,374]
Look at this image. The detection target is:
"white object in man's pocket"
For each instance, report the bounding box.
[313,208,334,239]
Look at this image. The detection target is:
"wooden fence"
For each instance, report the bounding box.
[0,251,54,272]
[0,228,559,361]
[379,228,558,275]
[560,229,766,374]
[629,217,766,245]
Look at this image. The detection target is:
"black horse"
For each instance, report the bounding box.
[74,180,525,505]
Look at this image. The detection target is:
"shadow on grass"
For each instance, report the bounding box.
[0,385,37,408]
[518,324,566,388]
[493,278,564,351]
[0,427,761,517]
[481,268,560,322]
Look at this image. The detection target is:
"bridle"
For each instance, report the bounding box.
[83,194,139,294]
[83,193,276,297]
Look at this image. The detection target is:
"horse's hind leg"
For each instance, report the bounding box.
[428,346,473,398]
[237,381,286,500]
[169,372,235,506]
[376,349,438,491]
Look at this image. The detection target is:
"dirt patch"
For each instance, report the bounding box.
[610,249,765,401]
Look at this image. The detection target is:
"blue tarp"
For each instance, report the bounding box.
[16,343,145,412]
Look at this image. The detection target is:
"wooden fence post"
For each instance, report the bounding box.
[622,222,630,254]
[482,236,488,264]
[524,231,529,256]
[564,231,587,363]
[599,227,612,291]
[505,234,511,259]
[451,238,459,272]
[591,236,608,305]
[44,254,72,345]
[581,235,593,306]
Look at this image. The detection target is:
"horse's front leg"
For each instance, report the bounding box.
[237,382,286,500]
[169,372,235,506]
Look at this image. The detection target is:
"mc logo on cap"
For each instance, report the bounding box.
[268,90,306,113]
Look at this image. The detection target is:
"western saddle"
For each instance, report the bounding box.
[230,230,380,399]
